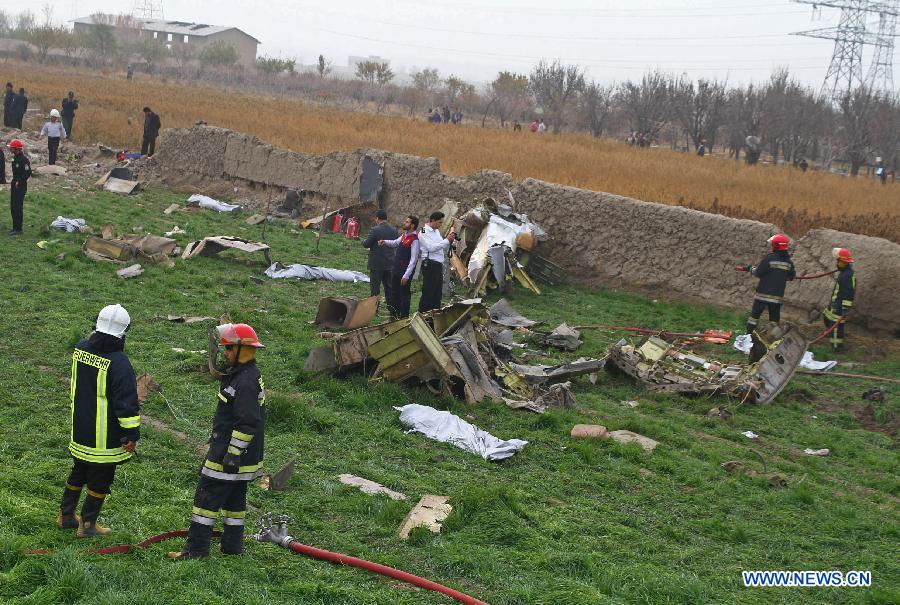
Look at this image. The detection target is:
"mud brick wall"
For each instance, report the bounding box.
[156,126,900,335]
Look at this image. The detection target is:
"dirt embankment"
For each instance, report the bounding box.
[155,126,900,336]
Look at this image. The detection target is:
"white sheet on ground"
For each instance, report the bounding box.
[395,403,527,461]
[732,334,836,371]
[51,216,86,232]
[264,262,370,283]
[187,194,241,213]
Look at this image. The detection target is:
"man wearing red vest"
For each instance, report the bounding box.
[379,215,420,319]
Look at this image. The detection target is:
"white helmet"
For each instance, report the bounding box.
[49,108,60,118]
[96,304,131,338]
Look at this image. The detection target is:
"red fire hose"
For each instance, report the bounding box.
[283,540,488,605]
[25,527,489,605]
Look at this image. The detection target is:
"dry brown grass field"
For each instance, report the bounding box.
[8,63,899,242]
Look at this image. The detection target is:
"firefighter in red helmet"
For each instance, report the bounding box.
[741,233,796,334]
[823,247,856,350]
[169,323,266,560]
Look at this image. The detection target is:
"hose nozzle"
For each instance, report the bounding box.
[254,512,294,547]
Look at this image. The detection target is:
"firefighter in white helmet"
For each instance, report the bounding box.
[59,304,140,537]
[40,108,68,166]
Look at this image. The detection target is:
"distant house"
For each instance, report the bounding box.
[72,14,260,68]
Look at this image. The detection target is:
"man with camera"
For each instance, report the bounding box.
[417,211,456,313]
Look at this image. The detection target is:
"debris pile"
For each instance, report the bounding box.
[305,298,604,410]
[605,322,808,404]
[444,198,549,296]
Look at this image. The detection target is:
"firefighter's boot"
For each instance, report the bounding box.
[57,484,82,529]
[220,523,245,555]
[168,521,212,560]
[77,491,111,537]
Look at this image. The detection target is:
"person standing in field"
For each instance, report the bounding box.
[537,119,547,134]
[379,214,420,319]
[12,88,27,129]
[61,91,79,141]
[529,119,539,133]
[141,107,161,156]
[40,109,68,166]
[7,139,31,235]
[3,83,14,128]
[0,141,5,185]
[823,247,856,351]
[60,304,140,537]
[362,209,399,308]
[169,323,266,560]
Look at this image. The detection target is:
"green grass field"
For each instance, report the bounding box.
[0,176,897,605]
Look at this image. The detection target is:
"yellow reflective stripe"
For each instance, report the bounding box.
[842,300,853,307]
[217,392,228,403]
[204,459,262,473]
[118,415,140,429]
[192,506,218,519]
[221,509,246,518]
[231,429,253,442]
[824,309,842,321]
[70,354,77,443]
[69,443,131,463]
[227,445,242,455]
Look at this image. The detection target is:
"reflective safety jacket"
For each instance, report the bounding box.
[752,251,796,304]
[201,360,266,482]
[69,337,140,464]
[824,265,856,321]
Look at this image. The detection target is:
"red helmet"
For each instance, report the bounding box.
[832,247,854,263]
[7,139,24,150]
[768,233,790,251]
[217,323,265,348]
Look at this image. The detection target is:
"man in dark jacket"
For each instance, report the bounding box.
[60,304,140,537]
[12,88,27,129]
[2,83,14,128]
[170,323,266,560]
[61,91,79,140]
[741,233,795,334]
[823,247,856,350]
[141,107,161,156]
[362,209,399,306]
[7,139,31,235]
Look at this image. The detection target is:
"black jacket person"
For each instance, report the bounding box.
[170,323,266,560]
[2,83,14,128]
[743,233,795,334]
[141,106,161,156]
[59,304,140,537]
[7,139,31,235]
[362,209,399,302]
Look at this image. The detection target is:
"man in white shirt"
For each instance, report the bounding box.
[40,109,68,166]
[417,211,456,312]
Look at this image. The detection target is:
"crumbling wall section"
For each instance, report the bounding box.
[155,126,900,335]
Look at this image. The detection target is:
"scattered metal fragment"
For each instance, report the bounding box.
[509,358,606,386]
[163,203,181,215]
[245,214,267,225]
[116,264,143,279]
[338,474,407,501]
[803,448,830,456]
[83,234,178,264]
[398,495,451,539]
[315,296,380,330]
[167,315,216,324]
[97,167,140,194]
[533,323,581,351]
[489,298,538,328]
[182,236,273,265]
[136,373,161,403]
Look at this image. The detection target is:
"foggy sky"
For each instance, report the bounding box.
[16,0,897,89]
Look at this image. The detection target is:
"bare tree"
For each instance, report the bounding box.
[618,69,673,140]
[673,76,727,151]
[839,86,879,175]
[412,68,441,95]
[529,59,585,133]
[0,10,11,36]
[355,60,393,86]
[579,82,614,137]
[722,85,762,160]
[869,94,900,173]
[132,39,167,74]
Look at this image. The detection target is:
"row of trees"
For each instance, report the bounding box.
[2,9,896,173]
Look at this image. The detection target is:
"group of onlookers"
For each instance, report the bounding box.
[429,106,463,124]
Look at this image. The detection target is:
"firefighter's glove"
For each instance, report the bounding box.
[222,452,241,474]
